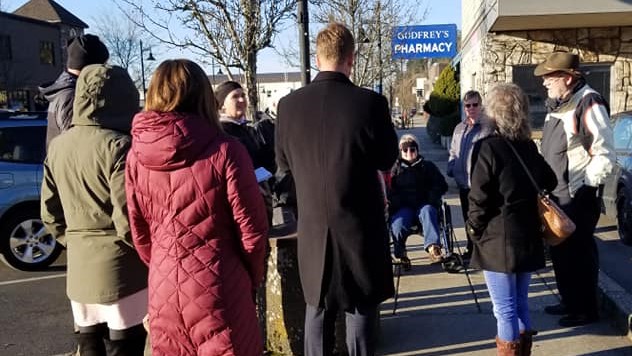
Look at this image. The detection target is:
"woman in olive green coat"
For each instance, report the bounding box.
[41,64,148,355]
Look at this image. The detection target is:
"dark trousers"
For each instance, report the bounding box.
[459,188,474,253]
[77,323,146,356]
[304,303,378,356]
[550,188,601,317]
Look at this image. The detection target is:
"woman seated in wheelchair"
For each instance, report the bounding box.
[387,134,448,265]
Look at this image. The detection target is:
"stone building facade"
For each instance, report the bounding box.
[459,0,632,127]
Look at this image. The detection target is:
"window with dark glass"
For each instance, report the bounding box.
[0,91,7,108]
[39,41,55,65]
[7,90,29,111]
[0,126,46,164]
[512,64,611,130]
[0,35,11,60]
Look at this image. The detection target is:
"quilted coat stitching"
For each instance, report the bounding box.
[127,112,266,355]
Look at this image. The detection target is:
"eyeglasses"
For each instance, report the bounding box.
[464,103,479,108]
[401,147,417,153]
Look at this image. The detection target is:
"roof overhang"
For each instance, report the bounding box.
[490,12,632,31]
[486,0,632,31]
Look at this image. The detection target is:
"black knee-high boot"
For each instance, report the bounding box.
[77,323,108,356]
[104,324,147,356]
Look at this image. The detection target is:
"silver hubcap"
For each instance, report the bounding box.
[8,219,55,263]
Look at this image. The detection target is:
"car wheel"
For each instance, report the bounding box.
[0,207,62,270]
[616,188,632,246]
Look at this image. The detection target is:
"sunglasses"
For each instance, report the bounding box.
[464,103,479,108]
[401,147,417,153]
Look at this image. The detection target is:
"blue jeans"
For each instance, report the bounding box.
[390,204,441,258]
[483,270,532,341]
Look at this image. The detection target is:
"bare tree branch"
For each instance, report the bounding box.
[275,0,429,93]
[115,0,297,115]
[91,13,160,94]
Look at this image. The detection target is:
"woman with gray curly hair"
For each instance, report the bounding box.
[466,83,557,355]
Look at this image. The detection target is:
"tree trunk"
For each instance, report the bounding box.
[246,49,258,120]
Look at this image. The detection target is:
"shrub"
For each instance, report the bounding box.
[426,115,441,143]
[438,111,461,137]
[425,65,460,136]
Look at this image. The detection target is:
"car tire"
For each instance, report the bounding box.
[616,188,632,246]
[0,207,62,271]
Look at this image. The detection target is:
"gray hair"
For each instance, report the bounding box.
[486,83,531,141]
[398,133,419,148]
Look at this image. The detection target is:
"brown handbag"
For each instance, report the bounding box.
[505,139,576,246]
[537,193,576,246]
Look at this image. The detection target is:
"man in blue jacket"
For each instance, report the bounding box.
[447,90,493,259]
[39,34,109,146]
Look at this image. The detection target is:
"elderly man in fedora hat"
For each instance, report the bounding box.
[534,51,615,327]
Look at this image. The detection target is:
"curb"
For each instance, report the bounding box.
[598,270,632,341]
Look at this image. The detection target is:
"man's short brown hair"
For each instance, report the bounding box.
[316,22,355,65]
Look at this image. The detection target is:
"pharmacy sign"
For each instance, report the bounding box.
[391,24,457,59]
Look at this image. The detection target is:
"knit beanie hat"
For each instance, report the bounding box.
[66,34,109,70]
[215,81,243,108]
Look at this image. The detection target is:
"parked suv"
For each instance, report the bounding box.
[602,111,632,245]
[0,112,62,270]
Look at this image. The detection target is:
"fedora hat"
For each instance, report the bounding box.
[534,52,582,77]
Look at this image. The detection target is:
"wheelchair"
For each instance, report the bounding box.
[390,200,465,314]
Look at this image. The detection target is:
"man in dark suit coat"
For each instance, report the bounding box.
[275,22,399,356]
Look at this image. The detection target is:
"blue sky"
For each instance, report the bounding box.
[6,0,461,73]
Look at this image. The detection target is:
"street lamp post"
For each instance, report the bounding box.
[139,40,155,97]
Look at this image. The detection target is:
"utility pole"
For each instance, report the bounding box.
[376,0,382,95]
[298,0,310,86]
[401,59,405,121]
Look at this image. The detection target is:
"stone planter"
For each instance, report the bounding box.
[264,208,348,355]
[264,228,305,355]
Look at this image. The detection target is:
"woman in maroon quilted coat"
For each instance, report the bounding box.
[125,59,269,355]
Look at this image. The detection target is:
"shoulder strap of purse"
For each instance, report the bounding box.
[503,138,543,194]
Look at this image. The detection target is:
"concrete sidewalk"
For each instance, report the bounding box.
[376,116,632,356]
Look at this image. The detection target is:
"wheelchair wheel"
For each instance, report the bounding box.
[438,202,467,273]
[442,201,452,226]
[439,203,455,253]
[442,253,465,273]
